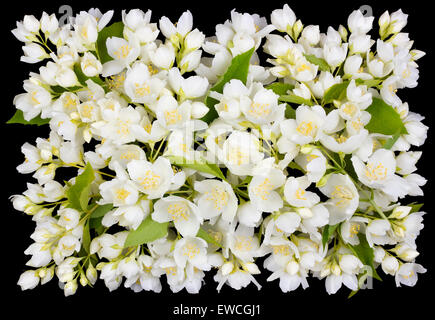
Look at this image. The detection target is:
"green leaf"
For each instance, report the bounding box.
[167,156,226,181]
[196,227,222,248]
[89,216,105,235]
[66,162,95,212]
[408,202,424,213]
[365,98,407,135]
[304,53,330,72]
[323,81,350,104]
[96,21,124,64]
[348,289,359,298]
[322,224,339,248]
[343,154,359,182]
[90,204,114,219]
[285,104,296,119]
[51,85,83,94]
[82,221,91,254]
[202,47,255,123]
[383,130,401,150]
[265,82,295,96]
[355,78,382,88]
[288,161,305,173]
[73,64,105,86]
[124,215,168,248]
[279,94,314,106]
[6,110,50,126]
[347,233,382,281]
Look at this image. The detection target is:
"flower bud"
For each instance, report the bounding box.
[373,247,386,263]
[331,262,341,276]
[271,4,296,32]
[24,204,41,215]
[378,11,390,30]
[395,152,421,175]
[296,207,313,219]
[339,254,362,274]
[389,206,412,219]
[389,9,408,33]
[381,256,399,275]
[150,43,175,70]
[40,12,59,34]
[55,67,79,88]
[21,43,48,63]
[410,50,426,61]
[81,52,103,77]
[11,195,31,212]
[320,263,331,277]
[17,270,39,290]
[86,263,98,285]
[243,262,261,274]
[286,261,299,275]
[316,174,330,188]
[64,279,78,297]
[79,272,89,286]
[338,25,348,42]
[23,15,40,33]
[300,144,316,154]
[301,25,320,45]
[392,224,405,238]
[191,102,209,119]
[184,29,205,50]
[293,20,303,40]
[270,65,289,78]
[222,261,234,276]
[394,244,419,262]
[40,265,55,285]
[180,50,201,73]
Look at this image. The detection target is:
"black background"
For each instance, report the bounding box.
[1,0,434,317]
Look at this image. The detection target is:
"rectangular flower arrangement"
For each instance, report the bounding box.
[9,5,427,296]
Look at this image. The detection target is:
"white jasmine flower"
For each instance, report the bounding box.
[168,68,209,99]
[323,43,348,68]
[102,200,150,230]
[80,52,102,77]
[127,157,174,199]
[366,219,392,247]
[93,105,142,145]
[99,178,139,207]
[320,174,359,224]
[248,161,286,212]
[102,37,140,77]
[174,237,209,269]
[219,131,264,176]
[122,9,159,44]
[340,217,367,245]
[294,149,327,183]
[152,196,202,237]
[14,81,52,121]
[237,201,262,227]
[228,225,261,262]
[284,176,320,208]
[58,208,80,230]
[159,10,193,40]
[395,263,426,287]
[194,179,238,222]
[351,149,396,190]
[280,105,326,145]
